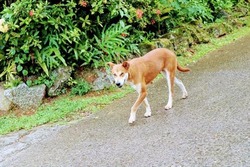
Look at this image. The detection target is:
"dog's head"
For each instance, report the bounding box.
[107,61,130,88]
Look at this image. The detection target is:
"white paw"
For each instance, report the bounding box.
[165,104,172,110]
[144,111,151,118]
[182,91,188,99]
[128,113,136,124]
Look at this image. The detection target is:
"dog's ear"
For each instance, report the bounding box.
[122,61,130,70]
[107,62,115,69]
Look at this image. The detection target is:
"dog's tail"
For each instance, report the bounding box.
[177,63,190,72]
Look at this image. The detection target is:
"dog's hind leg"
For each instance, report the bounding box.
[162,70,174,110]
[174,77,188,99]
[143,97,151,117]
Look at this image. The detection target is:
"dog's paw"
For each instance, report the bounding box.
[182,94,188,99]
[165,104,172,110]
[128,118,135,124]
[128,113,136,124]
[182,92,188,99]
[144,111,151,118]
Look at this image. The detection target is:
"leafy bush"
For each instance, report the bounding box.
[209,0,234,13]
[170,0,213,24]
[0,0,249,86]
[26,73,57,88]
[0,0,139,83]
[0,1,78,76]
[70,80,91,96]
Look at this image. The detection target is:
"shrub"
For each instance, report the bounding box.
[0,0,249,86]
[0,0,138,83]
[70,80,91,96]
[169,0,213,23]
[0,1,79,77]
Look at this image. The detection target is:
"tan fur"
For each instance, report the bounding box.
[108,48,190,123]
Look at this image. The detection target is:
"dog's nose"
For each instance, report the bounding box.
[116,83,122,88]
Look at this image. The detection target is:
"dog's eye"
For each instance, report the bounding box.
[113,73,117,77]
[120,73,124,76]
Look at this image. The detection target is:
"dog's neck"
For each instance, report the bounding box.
[126,68,136,84]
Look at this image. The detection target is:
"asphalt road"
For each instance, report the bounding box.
[1,35,250,167]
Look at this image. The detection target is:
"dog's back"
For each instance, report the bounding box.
[127,48,177,85]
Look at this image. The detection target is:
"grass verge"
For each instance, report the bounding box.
[178,17,250,65]
[0,86,133,135]
[1,18,250,135]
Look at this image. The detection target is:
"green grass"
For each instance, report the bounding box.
[1,17,250,135]
[0,86,133,135]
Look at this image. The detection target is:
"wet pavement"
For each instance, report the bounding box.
[0,34,250,166]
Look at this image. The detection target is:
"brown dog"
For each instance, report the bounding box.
[108,48,190,123]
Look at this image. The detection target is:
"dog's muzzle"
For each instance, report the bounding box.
[116,83,123,88]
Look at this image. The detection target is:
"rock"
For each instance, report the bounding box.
[75,68,113,91]
[0,84,12,112]
[216,10,230,20]
[75,68,97,84]
[138,42,156,55]
[191,28,210,44]
[153,38,173,50]
[48,66,73,97]
[4,83,46,111]
[208,23,233,38]
[234,6,249,17]
[92,69,113,91]
[138,38,174,55]
[231,18,245,28]
[211,26,226,38]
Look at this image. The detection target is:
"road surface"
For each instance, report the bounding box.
[1,34,250,166]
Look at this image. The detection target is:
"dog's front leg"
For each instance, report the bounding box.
[129,92,147,123]
[129,85,147,124]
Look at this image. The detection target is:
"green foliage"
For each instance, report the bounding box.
[0,0,78,81]
[94,21,131,64]
[170,0,213,23]
[70,80,92,96]
[0,0,249,86]
[26,73,57,88]
[0,85,133,135]
[209,0,234,12]
[0,61,16,81]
